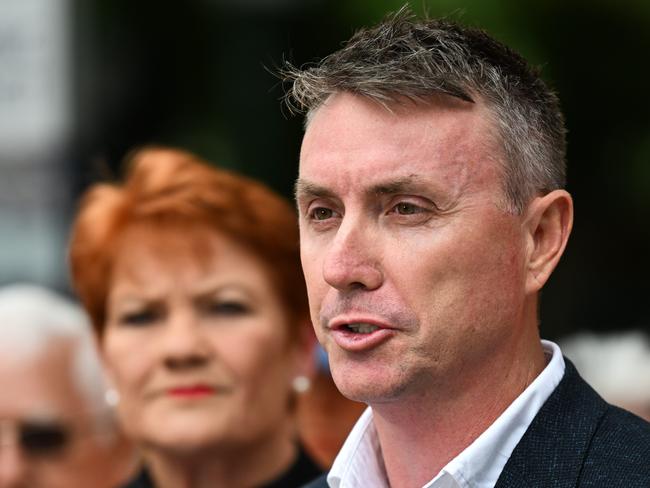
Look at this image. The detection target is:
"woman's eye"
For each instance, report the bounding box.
[207,301,250,316]
[119,310,158,326]
[310,207,334,221]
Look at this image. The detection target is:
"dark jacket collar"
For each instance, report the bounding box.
[495,358,608,487]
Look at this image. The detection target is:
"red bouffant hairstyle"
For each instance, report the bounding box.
[68,147,308,337]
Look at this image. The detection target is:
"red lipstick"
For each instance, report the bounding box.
[167,385,215,398]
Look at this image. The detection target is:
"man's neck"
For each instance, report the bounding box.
[371,331,547,488]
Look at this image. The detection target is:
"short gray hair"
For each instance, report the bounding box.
[283,6,566,213]
[0,284,116,440]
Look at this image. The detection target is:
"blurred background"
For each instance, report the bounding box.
[1,0,649,340]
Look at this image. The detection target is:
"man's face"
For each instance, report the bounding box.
[296,93,530,404]
[0,342,121,488]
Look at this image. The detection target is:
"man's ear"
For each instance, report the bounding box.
[524,189,573,294]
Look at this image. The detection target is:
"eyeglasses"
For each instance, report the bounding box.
[0,420,70,456]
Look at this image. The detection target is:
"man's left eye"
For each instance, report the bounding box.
[392,202,422,215]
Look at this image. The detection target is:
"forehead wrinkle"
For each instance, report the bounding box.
[108,264,167,302]
[109,263,238,304]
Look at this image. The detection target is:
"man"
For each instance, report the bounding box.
[0,284,135,488]
[285,7,650,488]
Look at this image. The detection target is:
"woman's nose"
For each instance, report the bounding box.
[161,312,211,370]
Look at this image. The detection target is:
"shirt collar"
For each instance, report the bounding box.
[327,407,389,488]
[328,340,565,488]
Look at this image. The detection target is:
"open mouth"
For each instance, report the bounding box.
[330,320,394,352]
[327,314,398,351]
[344,323,381,334]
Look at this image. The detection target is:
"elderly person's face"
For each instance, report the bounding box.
[103,224,304,453]
[0,342,125,488]
[296,92,535,404]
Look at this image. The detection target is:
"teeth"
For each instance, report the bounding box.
[346,323,379,334]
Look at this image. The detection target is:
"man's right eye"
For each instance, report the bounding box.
[310,207,334,220]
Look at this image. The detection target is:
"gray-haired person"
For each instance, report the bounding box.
[285,7,650,488]
[0,284,135,488]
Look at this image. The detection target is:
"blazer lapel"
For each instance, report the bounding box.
[495,359,609,488]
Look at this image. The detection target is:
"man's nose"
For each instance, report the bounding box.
[162,312,211,370]
[322,218,383,292]
[0,443,28,488]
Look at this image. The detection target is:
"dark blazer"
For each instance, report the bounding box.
[303,359,650,487]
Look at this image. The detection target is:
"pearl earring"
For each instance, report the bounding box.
[292,375,311,393]
[104,388,120,407]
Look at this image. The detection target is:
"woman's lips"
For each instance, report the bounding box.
[166,385,216,398]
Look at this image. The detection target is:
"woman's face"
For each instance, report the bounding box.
[103,224,305,453]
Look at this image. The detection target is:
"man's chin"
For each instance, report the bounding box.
[330,363,409,405]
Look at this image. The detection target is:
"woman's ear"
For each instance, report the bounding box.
[291,319,318,387]
[95,334,122,408]
[524,189,573,294]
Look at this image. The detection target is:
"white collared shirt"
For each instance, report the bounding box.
[327,340,565,488]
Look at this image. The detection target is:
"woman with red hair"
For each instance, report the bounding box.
[68,147,321,488]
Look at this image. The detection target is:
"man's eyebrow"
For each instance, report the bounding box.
[294,179,336,200]
[368,175,426,195]
[295,175,431,200]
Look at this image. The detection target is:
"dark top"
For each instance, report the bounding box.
[123,444,322,488]
[302,358,650,488]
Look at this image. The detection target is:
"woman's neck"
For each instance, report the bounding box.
[143,423,297,488]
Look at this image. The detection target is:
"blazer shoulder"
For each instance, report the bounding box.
[595,404,650,453]
[579,405,650,485]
